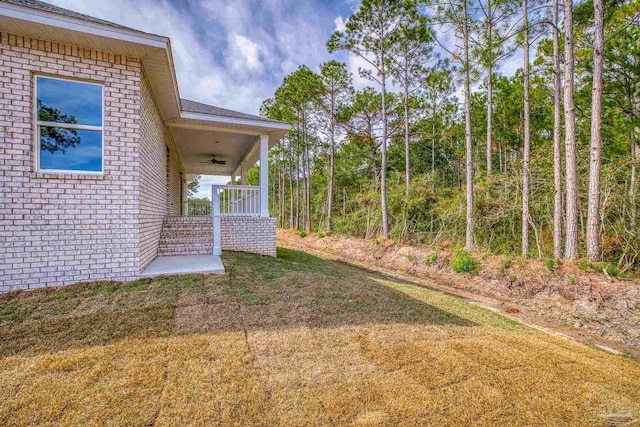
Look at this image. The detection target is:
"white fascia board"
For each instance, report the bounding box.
[180,111,290,131]
[163,38,182,116]
[0,2,168,48]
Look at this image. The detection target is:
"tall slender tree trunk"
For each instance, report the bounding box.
[404,79,411,195]
[343,188,347,220]
[281,170,284,228]
[302,113,311,232]
[432,117,436,192]
[463,0,474,249]
[631,98,638,233]
[522,0,531,257]
[487,65,493,175]
[564,0,579,259]
[288,144,294,229]
[586,0,604,261]
[295,139,300,230]
[380,50,390,237]
[327,98,335,232]
[486,0,493,175]
[552,0,563,259]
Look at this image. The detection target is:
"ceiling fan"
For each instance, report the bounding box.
[199,154,227,165]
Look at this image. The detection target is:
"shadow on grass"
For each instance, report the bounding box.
[0,248,484,359]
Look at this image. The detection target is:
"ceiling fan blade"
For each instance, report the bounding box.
[199,161,212,164]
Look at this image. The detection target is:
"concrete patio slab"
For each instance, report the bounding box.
[141,255,225,277]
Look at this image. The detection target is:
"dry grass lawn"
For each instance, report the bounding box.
[1,248,639,426]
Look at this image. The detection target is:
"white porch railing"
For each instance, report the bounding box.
[211,185,261,255]
[213,185,261,217]
[185,199,211,216]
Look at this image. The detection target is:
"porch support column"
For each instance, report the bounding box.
[259,134,269,217]
[212,185,221,255]
[240,163,247,185]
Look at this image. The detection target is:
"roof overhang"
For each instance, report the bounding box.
[0,0,181,119]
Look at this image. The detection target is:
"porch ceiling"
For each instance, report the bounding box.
[168,116,288,177]
[170,127,254,176]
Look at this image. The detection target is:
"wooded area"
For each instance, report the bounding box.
[259,0,640,270]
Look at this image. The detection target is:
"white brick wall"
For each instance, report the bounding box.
[0,32,184,291]
[139,72,183,271]
[221,217,276,256]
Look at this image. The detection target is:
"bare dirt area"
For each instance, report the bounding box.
[277,229,640,357]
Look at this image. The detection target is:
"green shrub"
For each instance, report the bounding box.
[545,259,555,272]
[591,262,623,278]
[406,254,413,262]
[317,232,325,238]
[299,231,307,238]
[451,249,481,274]
[425,253,438,266]
[603,263,622,278]
[501,257,512,269]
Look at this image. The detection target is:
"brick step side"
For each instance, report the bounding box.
[158,216,213,256]
[159,237,212,246]
[159,230,212,238]
[158,247,213,256]
[162,216,212,224]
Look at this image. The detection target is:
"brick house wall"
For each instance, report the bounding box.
[220,217,276,256]
[0,32,183,291]
[166,143,182,217]
[139,72,184,271]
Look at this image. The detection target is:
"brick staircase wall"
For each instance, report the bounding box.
[157,216,277,257]
[221,217,276,256]
[158,216,213,256]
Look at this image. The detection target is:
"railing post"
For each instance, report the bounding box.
[212,185,221,256]
[259,134,269,217]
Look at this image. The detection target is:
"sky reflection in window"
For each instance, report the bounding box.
[39,128,102,172]
[37,77,102,126]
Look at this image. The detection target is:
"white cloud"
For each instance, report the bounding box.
[347,54,376,88]
[228,34,263,73]
[334,16,347,32]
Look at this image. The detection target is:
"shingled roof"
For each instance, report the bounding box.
[180,99,284,125]
[2,0,134,30]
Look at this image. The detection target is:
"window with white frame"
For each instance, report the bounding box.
[35,76,104,173]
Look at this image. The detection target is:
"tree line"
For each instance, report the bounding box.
[260,0,640,269]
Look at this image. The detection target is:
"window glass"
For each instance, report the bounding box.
[36,77,103,173]
[39,129,102,172]
[36,77,102,126]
